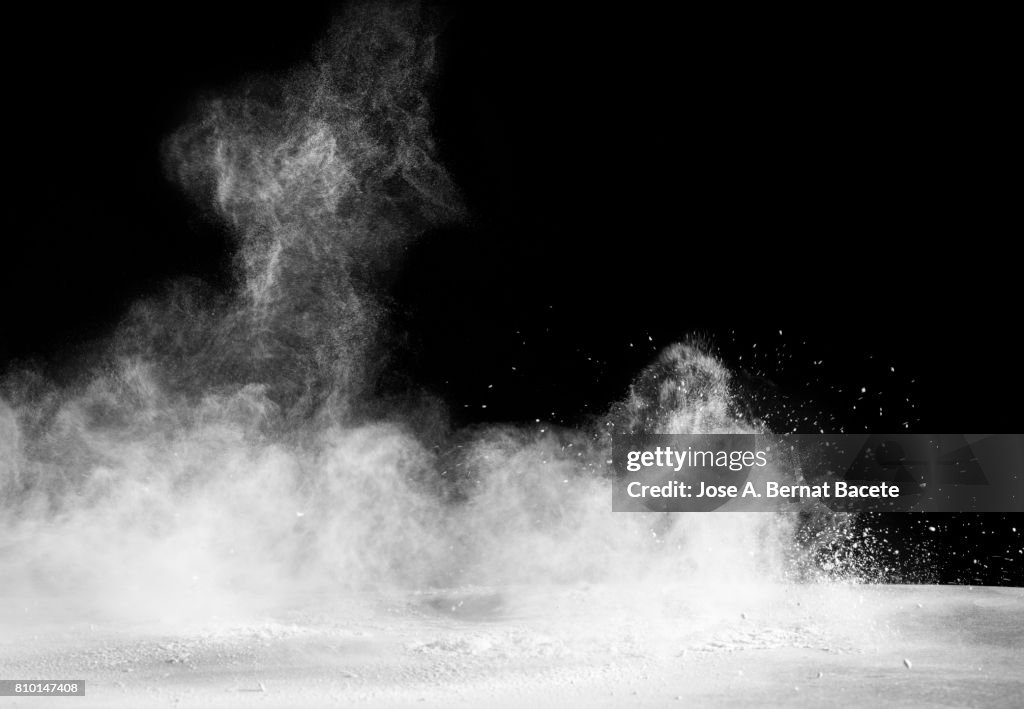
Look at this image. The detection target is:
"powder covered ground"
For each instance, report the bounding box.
[2,584,1020,708]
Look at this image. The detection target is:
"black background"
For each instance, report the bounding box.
[2,3,1019,584]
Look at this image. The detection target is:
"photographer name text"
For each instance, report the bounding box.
[626,480,900,500]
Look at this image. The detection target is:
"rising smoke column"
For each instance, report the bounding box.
[155,1,462,423]
[0,3,464,615]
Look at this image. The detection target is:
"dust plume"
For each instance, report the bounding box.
[0,3,854,628]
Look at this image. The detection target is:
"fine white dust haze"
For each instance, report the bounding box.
[0,4,860,629]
